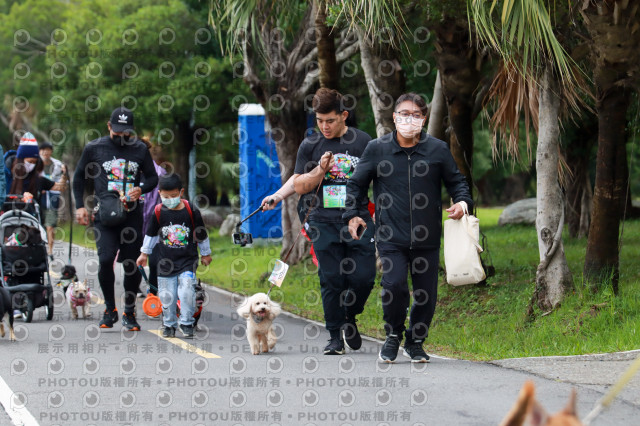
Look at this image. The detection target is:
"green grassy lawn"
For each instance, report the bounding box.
[61,211,640,361]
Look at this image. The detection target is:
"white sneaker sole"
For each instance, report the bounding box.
[342,328,362,351]
[402,348,430,363]
[378,351,397,363]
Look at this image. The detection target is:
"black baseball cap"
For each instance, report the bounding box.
[109,107,134,133]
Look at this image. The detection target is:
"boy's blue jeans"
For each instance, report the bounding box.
[158,271,197,327]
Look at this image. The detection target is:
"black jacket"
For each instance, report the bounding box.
[73,136,158,209]
[343,131,473,249]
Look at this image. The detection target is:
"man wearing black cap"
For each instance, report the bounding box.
[73,107,158,331]
[39,141,66,259]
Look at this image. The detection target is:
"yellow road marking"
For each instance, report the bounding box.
[148,329,221,358]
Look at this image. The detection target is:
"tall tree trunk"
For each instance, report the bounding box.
[314,0,338,90]
[584,86,630,292]
[447,103,474,194]
[427,70,447,141]
[356,26,405,138]
[433,18,485,199]
[268,108,309,263]
[564,116,596,238]
[236,5,359,264]
[534,68,573,310]
[581,0,640,291]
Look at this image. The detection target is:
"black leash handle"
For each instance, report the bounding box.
[235,199,274,229]
[138,265,158,292]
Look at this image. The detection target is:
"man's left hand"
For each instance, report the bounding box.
[201,255,212,266]
[445,203,465,220]
[127,186,142,202]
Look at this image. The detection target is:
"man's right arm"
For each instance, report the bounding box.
[293,151,334,195]
[261,174,297,210]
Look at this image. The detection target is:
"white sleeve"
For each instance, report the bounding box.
[141,235,159,254]
[198,238,212,256]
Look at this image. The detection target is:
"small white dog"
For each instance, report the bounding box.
[237,293,281,355]
[66,279,92,319]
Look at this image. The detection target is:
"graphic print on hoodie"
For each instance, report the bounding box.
[102,157,139,195]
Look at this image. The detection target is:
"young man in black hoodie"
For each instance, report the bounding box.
[73,107,158,331]
[293,88,376,355]
[344,93,472,363]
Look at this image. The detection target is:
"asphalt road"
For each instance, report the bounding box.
[0,242,637,425]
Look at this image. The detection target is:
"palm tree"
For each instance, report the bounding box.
[580,0,640,292]
[335,0,407,137]
[431,14,490,196]
[343,0,492,193]
[314,0,340,89]
[210,0,359,263]
[470,0,582,310]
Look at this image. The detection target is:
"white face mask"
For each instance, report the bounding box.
[395,116,424,138]
[161,196,181,209]
[23,162,36,173]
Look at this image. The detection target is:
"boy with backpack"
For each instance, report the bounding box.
[136,174,212,338]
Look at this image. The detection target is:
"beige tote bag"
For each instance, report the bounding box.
[444,201,486,286]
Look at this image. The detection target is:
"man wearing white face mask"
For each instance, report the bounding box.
[344,93,473,363]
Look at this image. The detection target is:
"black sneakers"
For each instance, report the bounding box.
[179,324,194,338]
[99,308,119,329]
[342,319,362,351]
[378,334,401,363]
[122,312,141,331]
[324,337,345,355]
[403,340,430,363]
[162,326,176,338]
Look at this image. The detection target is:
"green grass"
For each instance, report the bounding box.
[61,210,640,361]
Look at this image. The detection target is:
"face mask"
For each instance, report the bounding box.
[23,162,36,173]
[111,134,130,147]
[161,196,181,209]
[395,116,424,138]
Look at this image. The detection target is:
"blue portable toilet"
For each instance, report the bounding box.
[238,104,282,239]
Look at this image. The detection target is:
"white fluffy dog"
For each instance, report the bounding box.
[237,293,281,355]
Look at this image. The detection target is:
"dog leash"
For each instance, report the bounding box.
[582,355,640,425]
[266,152,333,297]
[138,265,158,293]
[64,166,73,264]
[235,199,273,231]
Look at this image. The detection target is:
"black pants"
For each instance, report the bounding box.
[377,243,440,342]
[308,220,376,332]
[94,205,143,314]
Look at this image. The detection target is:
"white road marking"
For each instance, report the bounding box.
[0,374,39,426]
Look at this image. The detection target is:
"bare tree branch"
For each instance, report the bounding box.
[294,46,318,74]
[295,68,320,100]
[287,7,316,74]
[335,40,359,63]
[242,40,267,105]
[0,111,10,129]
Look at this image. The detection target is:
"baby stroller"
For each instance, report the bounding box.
[0,196,54,322]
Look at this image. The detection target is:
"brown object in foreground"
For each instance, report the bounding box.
[500,381,582,426]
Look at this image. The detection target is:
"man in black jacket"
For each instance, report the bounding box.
[344,93,473,363]
[73,107,158,331]
[293,88,376,355]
